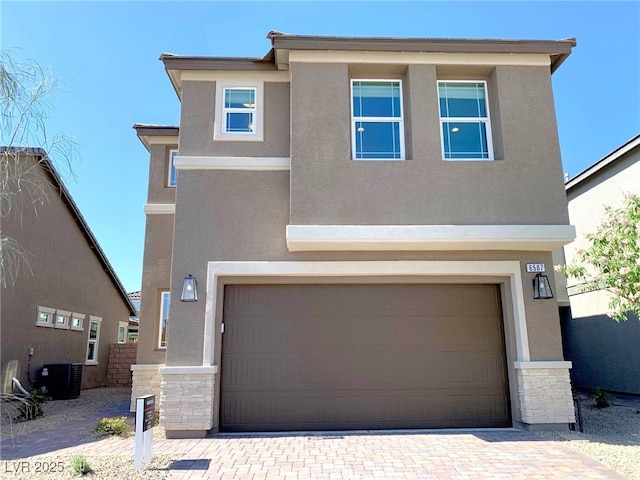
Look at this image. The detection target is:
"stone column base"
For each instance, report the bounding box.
[515,361,575,426]
[159,365,218,437]
[130,364,163,412]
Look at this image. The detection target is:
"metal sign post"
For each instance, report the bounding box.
[135,394,155,471]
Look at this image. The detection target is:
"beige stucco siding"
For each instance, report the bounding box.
[1,158,130,390]
[289,63,569,226]
[136,214,174,365]
[178,80,290,158]
[146,143,178,204]
[165,170,563,368]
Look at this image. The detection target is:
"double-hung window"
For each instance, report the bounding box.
[86,316,102,364]
[224,88,256,134]
[351,80,404,160]
[438,81,493,160]
[214,83,264,142]
[158,291,170,349]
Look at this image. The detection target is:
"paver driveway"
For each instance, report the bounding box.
[156,430,626,480]
[2,418,627,479]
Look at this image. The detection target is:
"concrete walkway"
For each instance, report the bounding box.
[0,399,628,479]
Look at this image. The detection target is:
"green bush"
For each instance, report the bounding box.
[71,455,92,476]
[16,387,51,421]
[95,416,129,436]
[591,387,612,408]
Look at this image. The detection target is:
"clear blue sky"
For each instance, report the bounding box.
[2,1,639,292]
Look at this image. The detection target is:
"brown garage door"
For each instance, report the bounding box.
[221,284,510,432]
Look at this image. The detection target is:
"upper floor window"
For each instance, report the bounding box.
[168,149,178,187]
[351,80,404,160]
[438,81,494,160]
[224,88,256,133]
[214,83,264,142]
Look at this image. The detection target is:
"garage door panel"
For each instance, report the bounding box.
[221,284,510,431]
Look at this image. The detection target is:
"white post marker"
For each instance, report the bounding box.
[135,394,155,470]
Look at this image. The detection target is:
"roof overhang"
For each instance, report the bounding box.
[133,124,179,151]
[159,32,575,98]
[268,32,576,73]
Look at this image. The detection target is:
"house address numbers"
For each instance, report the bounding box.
[526,263,546,273]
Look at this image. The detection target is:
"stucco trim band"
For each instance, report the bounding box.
[514,361,572,369]
[159,366,219,375]
[286,225,577,252]
[131,364,164,371]
[143,204,176,215]
[174,156,291,171]
[203,260,530,368]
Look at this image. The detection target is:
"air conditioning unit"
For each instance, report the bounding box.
[41,363,83,400]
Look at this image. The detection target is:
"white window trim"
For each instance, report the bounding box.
[350,79,405,161]
[86,316,102,365]
[71,313,85,331]
[54,309,71,330]
[36,306,55,328]
[214,82,264,142]
[168,149,178,187]
[437,80,494,161]
[117,321,128,344]
[158,291,170,349]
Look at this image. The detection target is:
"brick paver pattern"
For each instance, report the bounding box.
[2,420,627,480]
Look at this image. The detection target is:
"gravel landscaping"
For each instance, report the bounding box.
[2,387,639,479]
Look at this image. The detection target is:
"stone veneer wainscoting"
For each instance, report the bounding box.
[515,361,576,428]
[130,364,163,412]
[159,366,218,438]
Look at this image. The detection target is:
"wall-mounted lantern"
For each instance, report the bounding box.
[180,274,197,302]
[533,273,554,299]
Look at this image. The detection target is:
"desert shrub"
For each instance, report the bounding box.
[95,416,129,436]
[16,387,50,421]
[591,387,612,408]
[71,454,92,475]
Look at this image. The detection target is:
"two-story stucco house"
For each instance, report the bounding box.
[132,32,578,438]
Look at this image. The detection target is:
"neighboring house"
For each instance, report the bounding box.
[558,134,640,395]
[132,32,578,438]
[127,290,141,342]
[1,148,136,393]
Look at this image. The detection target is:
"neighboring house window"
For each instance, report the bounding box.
[159,291,170,349]
[214,82,264,141]
[71,313,85,331]
[36,306,55,328]
[117,321,128,344]
[438,81,494,160]
[86,316,102,364]
[351,80,405,160]
[168,149,178,187]
[54,310,71,329]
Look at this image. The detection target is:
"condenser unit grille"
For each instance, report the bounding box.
[42,363,83,400]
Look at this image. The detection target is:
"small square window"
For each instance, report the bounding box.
[36,306,55,328]
[55,310,71,329]
[71,313,85,331]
